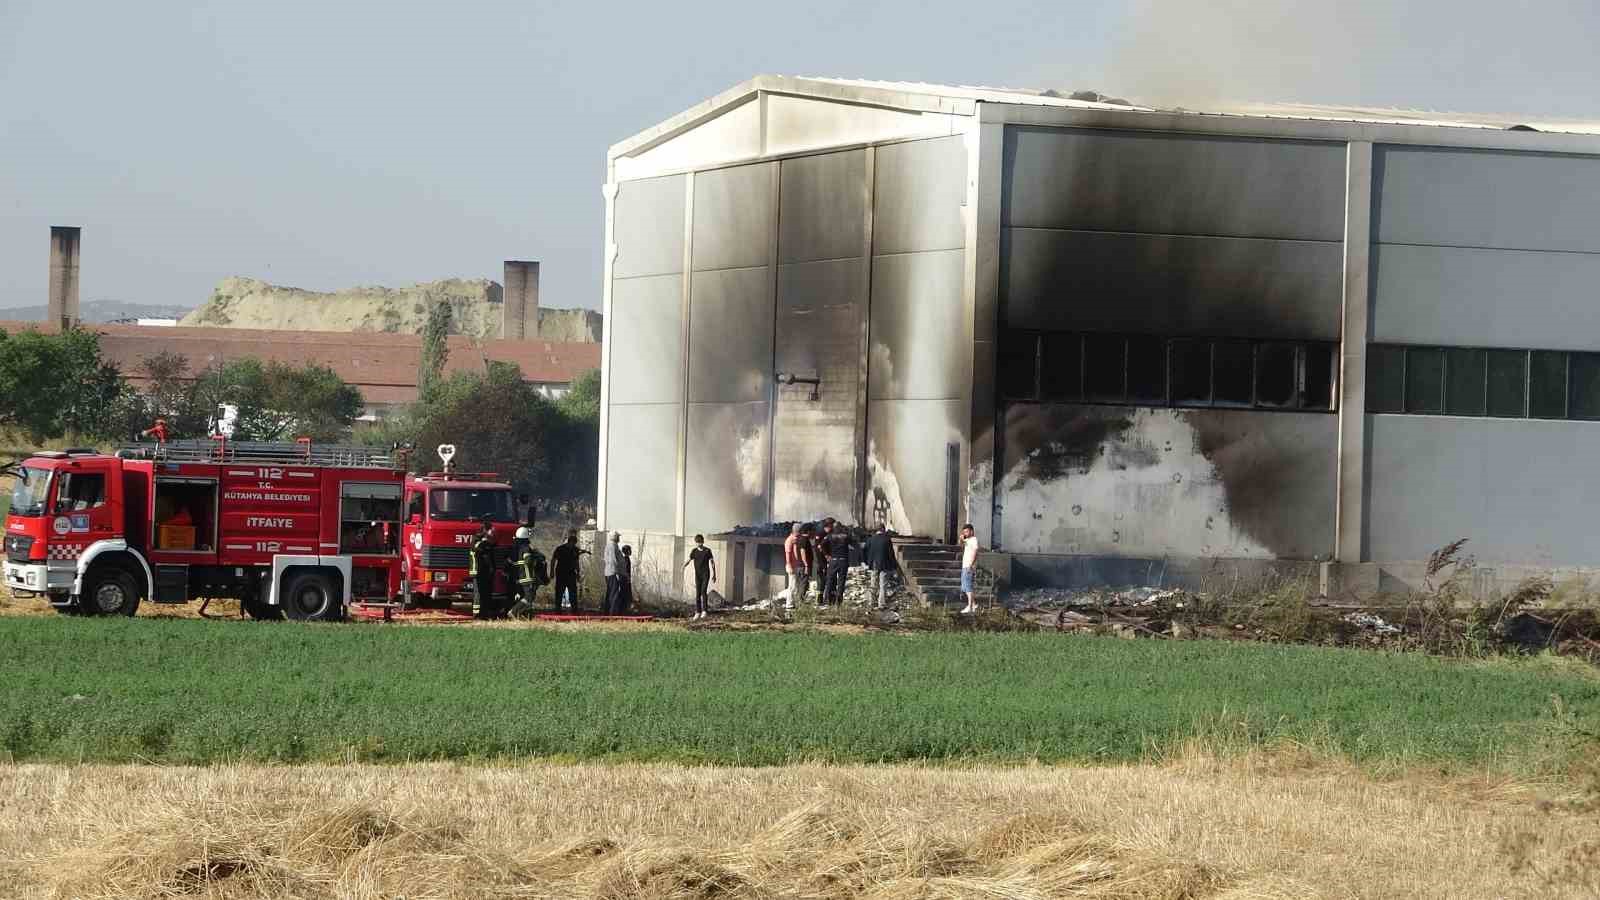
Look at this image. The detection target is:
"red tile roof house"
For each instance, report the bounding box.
[0,321,601,422]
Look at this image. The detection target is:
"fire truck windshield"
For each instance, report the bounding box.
[428,488,515,522]
[9,467,51,517]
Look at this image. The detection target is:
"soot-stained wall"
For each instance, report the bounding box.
[998,405,1335,559]
[866,136,968,536]
[996,127,1345,558]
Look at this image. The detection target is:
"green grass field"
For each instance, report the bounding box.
[2,617,1597,768]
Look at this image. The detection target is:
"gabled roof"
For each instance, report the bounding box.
[611,74,1600,173]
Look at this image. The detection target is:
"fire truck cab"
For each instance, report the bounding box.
[400,446,519,606]
[3,441,406,620]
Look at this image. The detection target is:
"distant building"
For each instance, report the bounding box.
[0,321,600,420]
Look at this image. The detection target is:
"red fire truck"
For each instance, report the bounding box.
[3,440,406,619]
[400,445,520,606]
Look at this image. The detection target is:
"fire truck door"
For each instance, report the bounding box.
[51,466,115,543]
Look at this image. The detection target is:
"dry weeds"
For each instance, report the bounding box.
[1,754,1596,899]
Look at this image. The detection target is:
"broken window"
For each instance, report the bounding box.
[1570,353,1600,420]
[1084,335,1126,402]
[1169,340,1211,404]
[1126,336,1166,404]
[998,332,1039,400]
[1529,350,1568,419]
[1366,345,1406,414]
[1213,342,1254,406]
[1303,344,1336,411]
[1404,348,1446,414]
[1485,350,1527,418]
[1040,333,1083,401]
[1254,343,1298,407]
[1445,348,1486,417]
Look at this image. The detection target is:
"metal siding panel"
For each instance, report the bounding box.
[604,403,680,533]
[1372,243,1600,349]
[613,175,687,279]
[867,399,963,536]
[869,249,966,400]
[692,162,775,272]
[778,150,867,264]
[1003,229,1343,340]
[1374,146,1600,252]
[684,402,769,535]
[688,266,774,403]
[873,136,967,255]
[1367,416,1600,565]
[1003,127,1346,241]
[998,404,1336,559]
[608,274,683,404]
[772,258,866,520]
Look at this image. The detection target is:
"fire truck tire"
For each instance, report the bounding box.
[281,571,342,622]
[242,582,283,621]
[80,567,142,617]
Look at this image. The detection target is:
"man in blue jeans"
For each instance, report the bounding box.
[959,523,979,615]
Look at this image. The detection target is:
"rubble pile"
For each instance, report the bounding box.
[738,565,913,614]
[1342,611,1403,635]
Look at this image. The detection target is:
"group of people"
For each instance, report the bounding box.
[781,519,898,610]
[466,520,596,620]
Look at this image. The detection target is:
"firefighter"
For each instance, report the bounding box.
[507,541,548,619]
[469,518,499,620]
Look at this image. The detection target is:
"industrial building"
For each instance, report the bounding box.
[598,76,1600,595]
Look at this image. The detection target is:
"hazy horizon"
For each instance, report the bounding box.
[3,0,1596,313]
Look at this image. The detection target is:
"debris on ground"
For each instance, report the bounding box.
[1006,586,1198,611]
[1342,611,1403,635]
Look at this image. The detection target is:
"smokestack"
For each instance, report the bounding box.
[502,260,540,340]
[48,226,81,330]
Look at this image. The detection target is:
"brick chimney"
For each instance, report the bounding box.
[502,260,540,340]
[48,226,81,329]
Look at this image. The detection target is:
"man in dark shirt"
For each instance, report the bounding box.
[683,534,717,620]
[820,521,855,608]
[863,523,896,610]
[549,529,589,612]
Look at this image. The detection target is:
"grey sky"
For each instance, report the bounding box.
[2,0,1595,314]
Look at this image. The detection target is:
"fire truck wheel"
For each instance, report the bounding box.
[242,584,283,621]
[281,571,341,621]
[81,567,142,617]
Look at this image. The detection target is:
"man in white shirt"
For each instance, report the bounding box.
[959,523,979,615]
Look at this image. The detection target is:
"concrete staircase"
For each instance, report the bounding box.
[893,541,968,608]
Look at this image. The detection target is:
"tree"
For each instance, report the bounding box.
[190,359,364,442]
[0,327,134,443]
[417,301,452,401]
[410,363,560,497]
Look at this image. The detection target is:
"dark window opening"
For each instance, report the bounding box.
[1367,345,1406,413]
[54,472,107,512]
[1169,340,1211,404]
[1303,344,1336,411]
[998,332,1039,399]
[1126,336,1166,404]
[1040,333,1083,401]
[1213,342,1254,406]
[1404,347,1446,414]
[1570,353,1600,420]
[1255,343,1298,407]
[1445,348,1486,417]
[1084,335,1126,402]
[1486,350,1527,418]
[1529,350,1568,419]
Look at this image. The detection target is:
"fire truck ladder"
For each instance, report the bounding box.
[118,438,399,469]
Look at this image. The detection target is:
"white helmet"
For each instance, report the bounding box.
[514,525,531,540]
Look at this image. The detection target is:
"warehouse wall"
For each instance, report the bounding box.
[866,136,967,537]
[684,162,776,537]
[1366,145,1600,564]
[995,127,1346,559]
[606,174,685,534]
[771,149,870,523]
